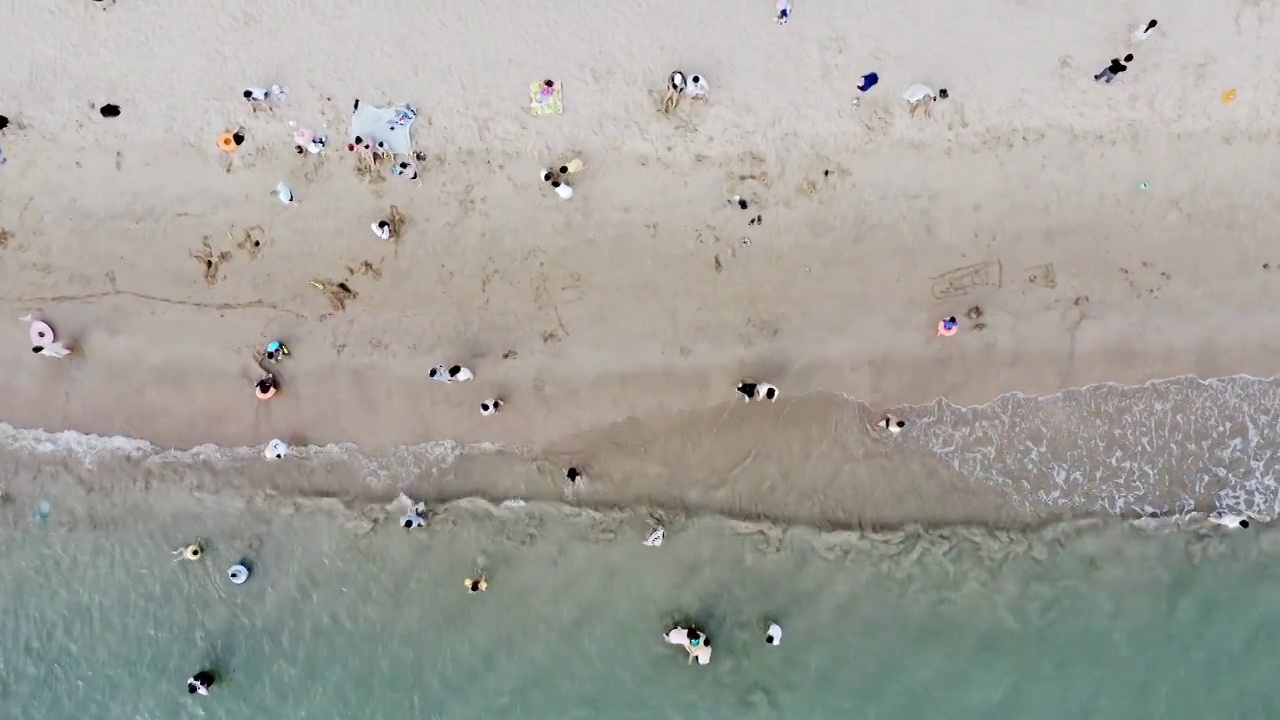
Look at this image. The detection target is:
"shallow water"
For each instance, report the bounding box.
[7,374,1280,719]
[5,494,1280,720]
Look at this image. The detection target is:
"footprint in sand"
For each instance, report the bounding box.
[234,226,267,260]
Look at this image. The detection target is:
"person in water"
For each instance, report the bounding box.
[466,576,489,594]
[187,670,216,696]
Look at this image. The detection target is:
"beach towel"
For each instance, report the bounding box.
[349,102,417,155]
[529,81,563,116]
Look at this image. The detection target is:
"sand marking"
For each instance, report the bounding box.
[1023,262,1056,289]
[931,259,1003,299]
[191,237,233,286]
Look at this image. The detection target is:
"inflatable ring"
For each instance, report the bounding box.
[218,132,240,153]
[227,564,250,585]
[255,382,277,401]
[937,318,958,337]
[183,544,203,561]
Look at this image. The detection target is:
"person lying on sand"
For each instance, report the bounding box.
[429,365,474,383]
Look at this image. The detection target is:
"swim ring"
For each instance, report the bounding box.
[227,564,250,585]
[183,544,203,561]
[218,132,240,153]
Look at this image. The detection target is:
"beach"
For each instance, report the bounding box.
[4,1,1280,716]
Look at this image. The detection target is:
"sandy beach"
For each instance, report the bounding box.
[2,1,1280,524]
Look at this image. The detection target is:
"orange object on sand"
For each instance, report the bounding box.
[1221,89,1237,104]
[255,376,278,400]
[218,132,240,153]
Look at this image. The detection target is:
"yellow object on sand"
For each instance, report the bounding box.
[465,577,489,592]
[563,157,584,174]
[1221,89,1237,104]
[529,81,563,116]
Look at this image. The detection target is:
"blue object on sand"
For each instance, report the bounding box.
[858,72,879,93]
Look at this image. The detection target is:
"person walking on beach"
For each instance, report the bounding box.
[1094,54,1133,84]
[903,84,947,118]
[187,670,216,696]
[371,219,393,241]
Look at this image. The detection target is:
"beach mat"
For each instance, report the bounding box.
[529,81,563,116]
[349,102,417,155]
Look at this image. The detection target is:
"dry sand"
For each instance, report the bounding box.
[1,1,1279,521]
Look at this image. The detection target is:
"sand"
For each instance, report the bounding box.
[1,1,1279,522]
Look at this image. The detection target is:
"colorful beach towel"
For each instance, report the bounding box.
[529,80,563,116]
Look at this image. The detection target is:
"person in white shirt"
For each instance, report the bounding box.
[371,220,393,241]
[686,74,710,100]
[480,398,504,416]
[551,180,574,200]
[902,84,948,118]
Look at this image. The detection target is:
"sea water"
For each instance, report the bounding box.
[5,374,1280,719]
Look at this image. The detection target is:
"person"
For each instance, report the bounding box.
[1209,514,1250,530]
[903,84,947,118]
[765,622,782,646]
[392,160,419,181]
[480,398,503,416]
[551,180,573,200]
[686,75,710,101]
[1132,19,1157,41]
[540,167,557,183]
[371,220,393,241]
[565,467,583,484]
[264,438,289,459]
[255,373,278,400]
[429,365,474,383]
[187,670,216,696]
[937,316,959,336]
[881,415,907,434]
[775,0,792,24]
[1094,54,1133,84]
[663,71,686,113]
[400,501,428,529]
[466,576,489,593]
[736,381,779,403]
[263,341,288,363]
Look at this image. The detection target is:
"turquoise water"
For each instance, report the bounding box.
[6,490,1280,720]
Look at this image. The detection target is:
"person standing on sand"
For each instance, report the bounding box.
[903,84,947,118]
[1094,54,1133,84]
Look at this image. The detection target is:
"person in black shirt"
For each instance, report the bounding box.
[1094,54,1134,84]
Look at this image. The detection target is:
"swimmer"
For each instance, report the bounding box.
[663,70,686,113]
[401,501,429,529]
[565,467,584,484]
[172,542,204,562]
[1209,513,1251,530]
[264,438,289,460]
[466,576,489,594]
[551,180,574,200]
[371,220,393,241]
[479,398,504,416]
[880,415,907,434]
[765,622,782,646]
[187,670,216,696]
[255,373,278,400]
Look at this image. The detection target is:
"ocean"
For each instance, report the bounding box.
[4,375,1280,719]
